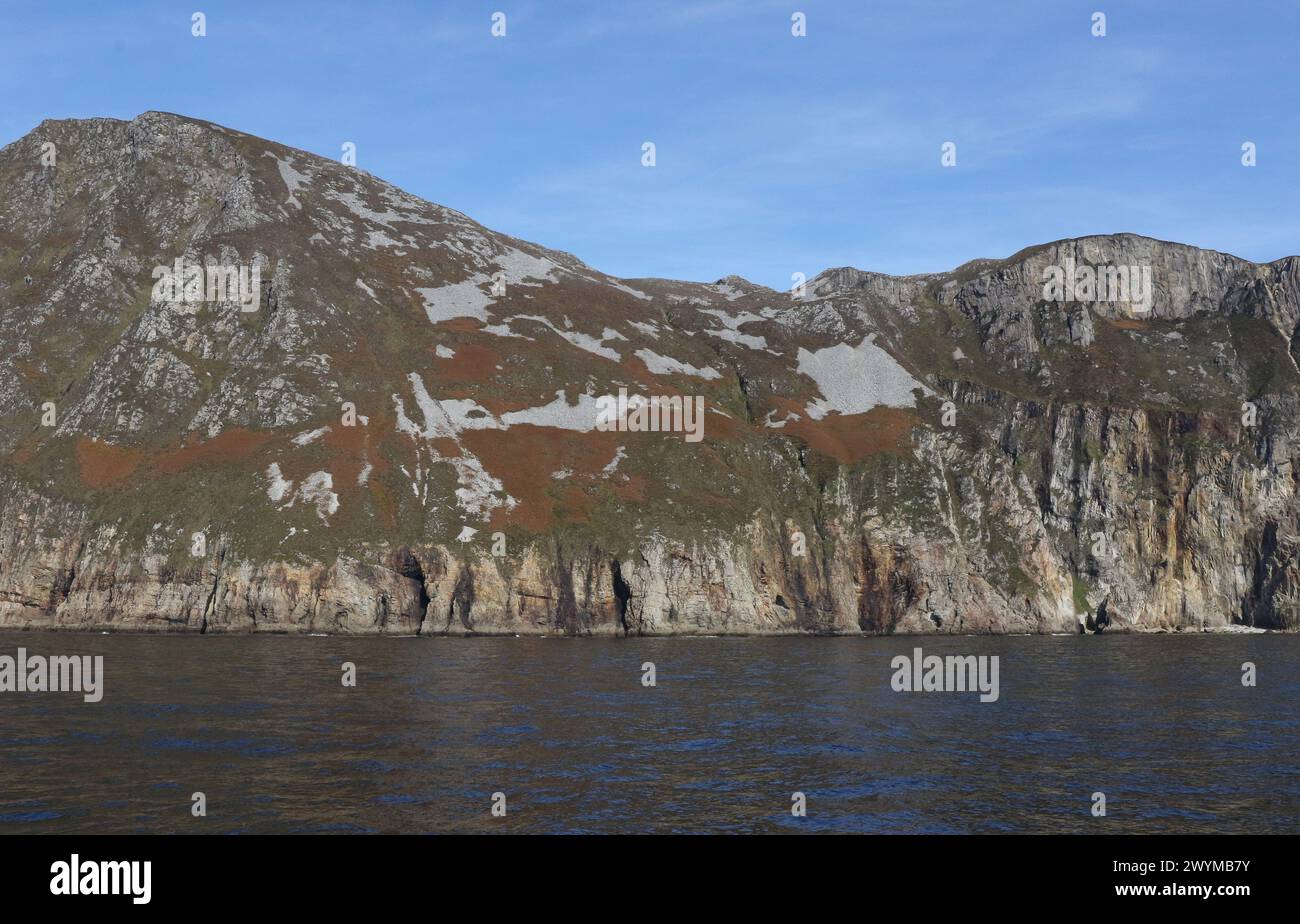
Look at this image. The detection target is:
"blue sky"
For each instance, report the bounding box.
[2,1,1297,287]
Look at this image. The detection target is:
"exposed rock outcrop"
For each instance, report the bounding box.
[1,112,1297,634]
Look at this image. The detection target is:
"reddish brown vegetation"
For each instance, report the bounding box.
[76,438,144,487]
[783,407,916,464]
[428,342,502,385]
[155,428,273,474]
[461,426,624,532]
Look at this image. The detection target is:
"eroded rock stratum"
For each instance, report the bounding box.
[2,112,1298,634]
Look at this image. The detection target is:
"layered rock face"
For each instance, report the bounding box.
[1,112,1297,634]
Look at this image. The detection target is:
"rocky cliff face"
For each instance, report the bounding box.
[1,111,1297,634]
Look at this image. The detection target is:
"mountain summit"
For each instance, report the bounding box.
[2,111,1299,634]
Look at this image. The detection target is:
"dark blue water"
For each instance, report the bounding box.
[0,632,1296,833]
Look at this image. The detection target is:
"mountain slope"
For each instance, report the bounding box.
[2,111,1298,634]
